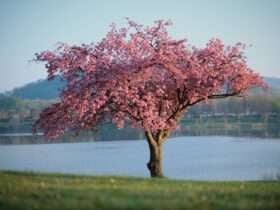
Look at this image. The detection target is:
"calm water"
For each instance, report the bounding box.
[0,136,280,180]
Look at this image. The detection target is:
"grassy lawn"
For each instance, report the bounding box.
[0,171,279,210]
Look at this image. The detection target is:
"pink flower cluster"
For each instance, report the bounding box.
[34,19,265,139]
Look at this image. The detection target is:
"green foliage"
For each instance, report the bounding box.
[272,98,280,113]
[180,114,280,138]
[0,171,279,210]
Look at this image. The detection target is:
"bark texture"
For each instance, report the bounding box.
[145,130,169,177]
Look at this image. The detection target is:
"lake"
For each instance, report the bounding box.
[0,136,280,180]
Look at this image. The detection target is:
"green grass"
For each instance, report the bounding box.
[0,171,279,210]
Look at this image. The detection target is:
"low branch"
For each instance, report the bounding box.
[208,92,240,99]
[165,90,241,127]
[183,91,241,110]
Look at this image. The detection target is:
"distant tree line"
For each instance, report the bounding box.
[0,92,279,138]
[187,94,280,117]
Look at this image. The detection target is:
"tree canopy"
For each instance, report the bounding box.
[34,19,264,140]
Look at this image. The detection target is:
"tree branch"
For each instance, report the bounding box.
[208,92,240,99]
[145,130,158,147]
[158,130,170,145]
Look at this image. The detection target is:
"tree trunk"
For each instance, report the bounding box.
[145,131,168,178]
[147,140,163,177]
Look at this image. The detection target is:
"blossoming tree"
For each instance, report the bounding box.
[34,20,265,177]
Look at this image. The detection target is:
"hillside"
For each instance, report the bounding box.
[9,76,280,100]
[265,77,280,89]
[11,77,64,100]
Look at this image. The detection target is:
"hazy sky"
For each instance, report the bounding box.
[0,0,279,92]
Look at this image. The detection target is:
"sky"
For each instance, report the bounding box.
[0,0,280,92]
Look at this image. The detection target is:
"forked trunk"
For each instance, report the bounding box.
[145,131,168,178]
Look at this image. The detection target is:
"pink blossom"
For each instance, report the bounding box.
[33,19,265,139]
